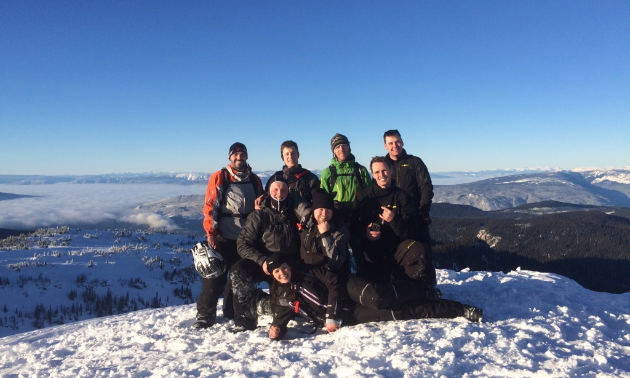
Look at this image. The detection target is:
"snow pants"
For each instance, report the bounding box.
[346,274,440,310]
[196,239,240,320]
[348,298,467,325]
[230,258,273,328]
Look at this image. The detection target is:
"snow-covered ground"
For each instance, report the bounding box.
[1,264,629,377]
[0,227,203,338]
[1,183,630,377]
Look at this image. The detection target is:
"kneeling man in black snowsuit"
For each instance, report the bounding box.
[230,181,309,332]
[351,156,435,287]
[266,253,482,340]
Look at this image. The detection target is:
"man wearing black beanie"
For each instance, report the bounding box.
[300,188,349,272]
[194,142,264,329]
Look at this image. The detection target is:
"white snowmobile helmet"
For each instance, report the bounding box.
[191,241,226,279]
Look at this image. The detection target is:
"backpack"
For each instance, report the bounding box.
[288,169,312,186]
[221,168,259,196]
[327,163,366,193]
[268,169,313,197]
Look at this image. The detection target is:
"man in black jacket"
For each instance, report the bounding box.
[300,188,349,272]
[230,181,309,332]
[351,156,435,287]
[265,140,321,204]
[266,253,482,340]
[383,129,434,243]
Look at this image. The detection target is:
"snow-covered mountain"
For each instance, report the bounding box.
[582,169,630,185]
[0,170,317,186]
[581,169,630,197]
[430,167,557,185]
[0,227,628,377]
[434,170,630,211]
[132,170,630,220]
[0,168,540,186]
[3,169,629,213]
[0,168,603,186]
[0,172,212,185]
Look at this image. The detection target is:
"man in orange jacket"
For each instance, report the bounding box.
[195,142,263,329]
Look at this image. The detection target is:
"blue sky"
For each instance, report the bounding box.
[1,1,628,175]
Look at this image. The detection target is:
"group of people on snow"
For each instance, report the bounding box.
[194,130,483,340]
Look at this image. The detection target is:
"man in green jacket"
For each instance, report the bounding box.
[320,133,372,219]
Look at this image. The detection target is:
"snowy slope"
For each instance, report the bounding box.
[1,267,629,377]
[434,171,630,210]
[1,182,630,377]
[0,227,203,338]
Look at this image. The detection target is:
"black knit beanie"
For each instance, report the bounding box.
[228,142,247,158]
[266,253,292,273]
[311,188,335,211]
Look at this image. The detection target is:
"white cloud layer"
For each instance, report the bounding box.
[120,212,178,231]
[0,183,206,230]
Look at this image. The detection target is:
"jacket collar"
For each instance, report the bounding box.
[262,193,293,214]
[330,153,356,166]
[283,164,304,175]
[227,164,252,180]
[386,148,409,162]
[370,182,395,196]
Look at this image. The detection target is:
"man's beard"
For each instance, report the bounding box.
[232,161,247,171]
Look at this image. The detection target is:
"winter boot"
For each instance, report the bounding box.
[193,313,216,329]
[463,306,483,323]
[231,317,258,333]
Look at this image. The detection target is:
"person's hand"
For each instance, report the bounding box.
[317,220,330,234]
[269,325,281,339]
[326,323,340,333]
[254,195,264,210]
[379,206,394,223]
[207,235,218,249]
[366,224,381,241]
[262,261,270,275]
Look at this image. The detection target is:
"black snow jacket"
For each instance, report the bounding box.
[237,193,309,266]
[351,183,420,250]
[270,267,342,334]
[265,164,321,203]
[300,213,349,271]
[384,149,434,219]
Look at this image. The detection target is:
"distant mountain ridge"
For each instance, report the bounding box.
[434,170,630,210]
[0,172,213,185]
[2,169,629,211]
[0,168,557,185]
[0,170,314,185]
[1,168,627,185]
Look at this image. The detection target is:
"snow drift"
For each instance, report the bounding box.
[1,268,629,377]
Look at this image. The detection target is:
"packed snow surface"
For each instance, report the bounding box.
[2,267,629,377]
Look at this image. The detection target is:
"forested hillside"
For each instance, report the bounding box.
[431,208,630,293]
